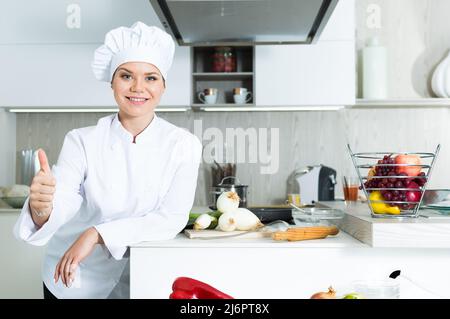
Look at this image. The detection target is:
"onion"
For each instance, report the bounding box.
[218,211,237,231]
[233,208,264,231]
[193,214,213,230]
[216,191,240,214]
[310,287,336,299]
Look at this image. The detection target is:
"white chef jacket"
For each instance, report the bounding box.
[13,113,202,299]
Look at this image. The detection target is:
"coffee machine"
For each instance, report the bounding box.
[287,165,337,205]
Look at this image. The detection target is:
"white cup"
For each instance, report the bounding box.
[233,92,252,104]
[198,90,218,104]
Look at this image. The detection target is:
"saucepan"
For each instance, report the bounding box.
[210,176,248,210]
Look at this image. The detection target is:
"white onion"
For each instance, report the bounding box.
[216,191,240,214]
[234,208,263,231]
[218,211,237,231]
[193,213,213,230]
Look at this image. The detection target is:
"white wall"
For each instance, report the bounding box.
[356,0,450,98]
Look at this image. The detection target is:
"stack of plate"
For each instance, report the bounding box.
[423,201,450,214]
[421,189,450,214]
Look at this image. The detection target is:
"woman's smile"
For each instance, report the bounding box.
[125,96,150,106]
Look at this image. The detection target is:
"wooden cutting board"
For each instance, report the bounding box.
[184,229,271,239]
[184,226,339,241]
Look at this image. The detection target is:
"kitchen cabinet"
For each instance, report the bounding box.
[0,0,191,108]
[130,203,450,299]
[0,0,160,44]
[191,46,254,108]
[130,233,450,299]
[0,210,46,298]
[0,44,190,107]
[255,0,355,106]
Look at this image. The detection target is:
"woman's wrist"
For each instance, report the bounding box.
[29,202,51,228]
[87,227,104,245]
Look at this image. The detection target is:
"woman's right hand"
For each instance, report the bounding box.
[29,149,56,220]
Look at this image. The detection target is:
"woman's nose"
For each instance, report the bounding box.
[131,79,144,92]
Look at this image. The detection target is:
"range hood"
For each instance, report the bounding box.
[149,0,339,46]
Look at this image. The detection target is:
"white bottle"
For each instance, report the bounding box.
[362,36,387,99]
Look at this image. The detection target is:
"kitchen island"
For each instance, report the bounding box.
[130,205,450,299]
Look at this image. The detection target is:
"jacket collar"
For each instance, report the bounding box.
[110,112,159,146]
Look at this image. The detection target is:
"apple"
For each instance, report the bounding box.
[405,181,421,203]
[394,154,422,177]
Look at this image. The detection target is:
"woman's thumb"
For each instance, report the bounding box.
[37,149,51,174]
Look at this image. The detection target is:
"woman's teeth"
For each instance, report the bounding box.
[127,97,148,102]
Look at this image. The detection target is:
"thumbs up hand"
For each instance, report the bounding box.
[29,149,56,220]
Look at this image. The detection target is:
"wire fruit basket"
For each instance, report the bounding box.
[347,144,440,218]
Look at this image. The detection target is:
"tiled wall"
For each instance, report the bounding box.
[15,108,450,206]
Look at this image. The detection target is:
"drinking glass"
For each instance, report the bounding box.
[342,176,359,204]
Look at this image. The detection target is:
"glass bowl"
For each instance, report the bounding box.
[1,196,27,209]
[352,279,400,299]
[292,207,344,225]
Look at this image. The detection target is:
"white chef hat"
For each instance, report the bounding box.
[91,21,175,82]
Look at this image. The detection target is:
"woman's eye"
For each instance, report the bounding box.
[146,76,157,81]
[121,74,131,80]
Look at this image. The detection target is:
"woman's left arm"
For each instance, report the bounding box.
[56,134,202,285]
[95,134,203,260]
[54,227,104,287]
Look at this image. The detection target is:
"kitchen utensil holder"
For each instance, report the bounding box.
[347,144,440,218]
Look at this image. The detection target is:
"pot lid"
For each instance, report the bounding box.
[215,176,247,187]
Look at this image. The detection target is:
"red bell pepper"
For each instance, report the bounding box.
[170,277,234,299]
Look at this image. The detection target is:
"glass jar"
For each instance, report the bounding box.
[212,47,236,72]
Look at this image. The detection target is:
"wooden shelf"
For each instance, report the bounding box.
[192,46,255,105]
[192,103,254,107]
[191,105,344,112]
[192,72,253,79]
[353,98,450,107]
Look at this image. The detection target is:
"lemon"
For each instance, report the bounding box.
[369,191,401,215]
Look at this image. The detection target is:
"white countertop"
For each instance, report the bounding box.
[7,202,450,248]
[132,230,366,248]
[134,203,450,249]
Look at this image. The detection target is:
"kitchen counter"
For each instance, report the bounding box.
[133,231,365,249]
[0,208,22,214]
[318,201,450,248]
[129,205,450,299]
[5,204,449,298]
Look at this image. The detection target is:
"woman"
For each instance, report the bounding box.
[14,22,202,299]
